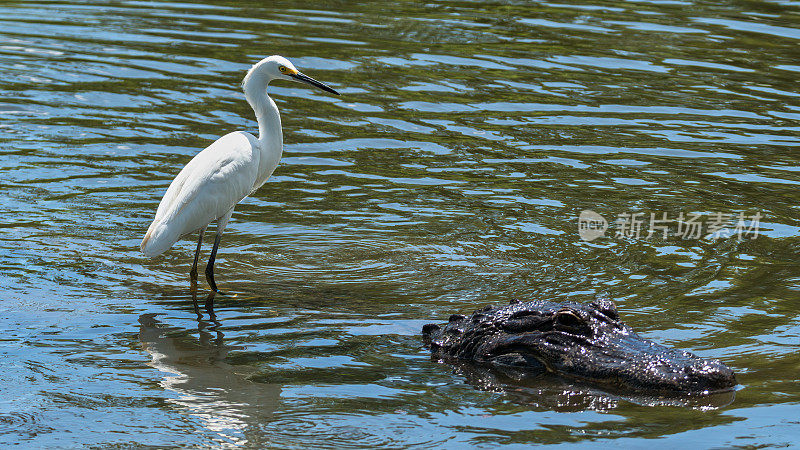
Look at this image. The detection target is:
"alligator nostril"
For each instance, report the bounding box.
[422,323,440,337]
[687,360,719,376]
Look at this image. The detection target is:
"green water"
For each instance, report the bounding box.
[1,0,799,447]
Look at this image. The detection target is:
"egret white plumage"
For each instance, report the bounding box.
[141,55,339,291]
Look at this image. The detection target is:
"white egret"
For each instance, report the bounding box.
[141,55,339,291]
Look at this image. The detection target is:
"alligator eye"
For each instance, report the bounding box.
[555,310,583,328]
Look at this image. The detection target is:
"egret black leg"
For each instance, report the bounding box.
[205,232,222,292]
[190,229,205,282]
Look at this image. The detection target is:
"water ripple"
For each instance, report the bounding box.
[2,0,800,447]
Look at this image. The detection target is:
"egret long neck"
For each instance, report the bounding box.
[244,81,284,189]
[253,92,282,147]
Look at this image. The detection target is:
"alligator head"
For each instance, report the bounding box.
[422,299,737,394]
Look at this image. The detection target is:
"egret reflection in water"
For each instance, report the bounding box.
[138,291,281,445]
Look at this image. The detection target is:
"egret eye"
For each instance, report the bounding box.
[279,66,287,73]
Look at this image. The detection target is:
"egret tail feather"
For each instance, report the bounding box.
[140,220,182,257]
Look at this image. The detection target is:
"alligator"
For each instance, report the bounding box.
[422,298,737,394]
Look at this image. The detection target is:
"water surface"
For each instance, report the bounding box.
[1,0,800,447]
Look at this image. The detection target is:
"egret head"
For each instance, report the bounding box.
[244,55,339,95]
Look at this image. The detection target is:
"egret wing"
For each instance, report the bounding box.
[141,132,260,256]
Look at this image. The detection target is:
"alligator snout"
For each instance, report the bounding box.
[682,358,737,392]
